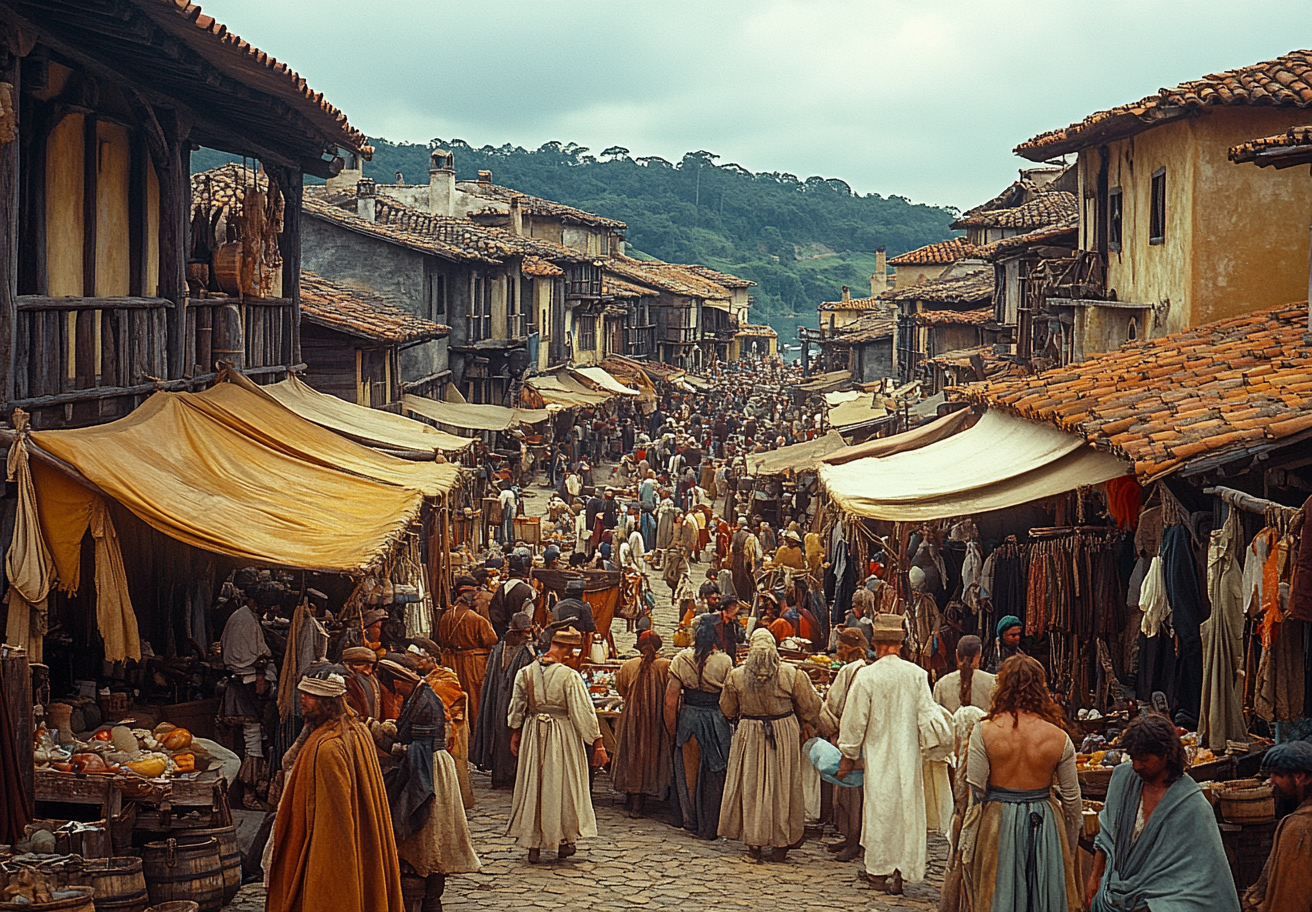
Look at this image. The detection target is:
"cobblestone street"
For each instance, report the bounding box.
[232,765,948,912]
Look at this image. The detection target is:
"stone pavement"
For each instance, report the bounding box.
[227,470,948,910]
[230,766,948,912]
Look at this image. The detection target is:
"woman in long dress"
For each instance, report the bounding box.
[611,632,673,817]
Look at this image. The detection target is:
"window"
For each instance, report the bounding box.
[577,314,597,351]
[1108,188,1123,252]
[468,276,492,341]
[1149,169,1166,245]
[426,273,446,320]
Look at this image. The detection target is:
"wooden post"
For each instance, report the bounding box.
[0,42,20,405]
[1,647,34,824]
[277,166,303,368]
[154,109,187,380]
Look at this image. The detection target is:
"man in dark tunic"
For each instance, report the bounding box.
[471,613,537,788]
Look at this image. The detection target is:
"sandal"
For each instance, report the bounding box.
[888,870,904,895]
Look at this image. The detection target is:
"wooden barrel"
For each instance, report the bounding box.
[0,886,96,912]
[174,826,240,904]
[140,838,223,912]
[81,857,149,912]
[145,904,199,912]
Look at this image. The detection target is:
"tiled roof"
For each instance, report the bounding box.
[606,256,730,300]
[832,311,897,343]
[913,307,995,327]
[818,295,885,313]
[684,265,757,288]
[460,181,626,230]
[881,267,994,306]
[735,324,778,338]
[191,163,277,222]
[299,270,449,343]
[929,346,1020,382]
[1229,124,1312,165]
[1017,49,1312,159]
[523,256,564,277]
[603,274,656,298]
[888,237,978,266]
[953,192,1078,230]
[977,215,1079,260]
[302,195,499,264]
[954,302,1312,478]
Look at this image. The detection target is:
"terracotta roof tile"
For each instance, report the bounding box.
[831,310,897,342]
[888,237,978,266]
[602,274,654,298]
[953,302,1312,478]
[605,256,730,300]
[684,265,757,288]
[953,192,1077,230]
[462,181,626,230]
[1231,125,1312,165]
[735,324,778,338]
[817,295,887,313]
[977,214,1079,260]
[1018,49,1312,159]
[913,307,994,327]
[299,270,448,343]
[880,267,994,306]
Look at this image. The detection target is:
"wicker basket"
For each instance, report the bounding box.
[1220,783,1275,824]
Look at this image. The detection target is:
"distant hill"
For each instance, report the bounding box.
[192,139,961,345]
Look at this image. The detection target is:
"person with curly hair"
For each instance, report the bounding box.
[960,655,1081,912]
[1086,713,1238,912]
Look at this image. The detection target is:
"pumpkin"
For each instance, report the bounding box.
[171,752,195,773]
[125,753,167,778]
[160,727,193,751]
[70,752,108,774]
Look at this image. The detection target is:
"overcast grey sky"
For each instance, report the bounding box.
[208,0,1307,210]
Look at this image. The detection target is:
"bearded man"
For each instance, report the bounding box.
[717,627,821,861]
[265,670,402,912]
[436,576,498,728]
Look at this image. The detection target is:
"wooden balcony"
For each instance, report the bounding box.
[7,295,297,427]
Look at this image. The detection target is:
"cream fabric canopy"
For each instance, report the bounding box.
[818,409,1129,521]
[573,366,640,397]
[263,374,473,455]
[746,431,849,476]
[403,395,551,433]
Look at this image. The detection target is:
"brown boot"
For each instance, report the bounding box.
[771,847,789,863]
[526,848,540,864]
[557,842,576,859]
[746,846,761,861]
[421,873,445,912]
[888,870,904,895]
[864,873,888,892]
[835,845,862,862]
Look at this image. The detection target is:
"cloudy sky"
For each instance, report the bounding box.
[210,0,1305,210]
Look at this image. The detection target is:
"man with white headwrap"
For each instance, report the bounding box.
[266,668,402,912]
[717,627,822,861]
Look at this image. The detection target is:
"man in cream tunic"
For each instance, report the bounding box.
[507,626,607,863]
[837,614,951,895]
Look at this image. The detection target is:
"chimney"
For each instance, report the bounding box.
[429,148,456,217]
[326,150,363,192]
[478,169,493,187]
[871,246,888,296]
[841,285,850,304]
[509,195,523,236]
[356,177,376,222]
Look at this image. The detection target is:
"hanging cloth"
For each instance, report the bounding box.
[4,414,54,663]
[1198,510,1247,750]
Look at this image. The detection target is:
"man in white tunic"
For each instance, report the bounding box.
[507,626,607,863]
[837,614,950,895]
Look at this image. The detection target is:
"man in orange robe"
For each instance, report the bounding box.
[437,577,499,728]
[266,670,402,912]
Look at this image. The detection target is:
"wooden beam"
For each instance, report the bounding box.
[17,94,46,295]
[154,106,186,379]
[0,41,20,404]
[275,165,303,366]
[17,294,170,310]
[128,127,146,295]
[82,110,96,295]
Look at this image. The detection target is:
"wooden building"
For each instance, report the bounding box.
[0,0,369,428]
[299,270,449,408]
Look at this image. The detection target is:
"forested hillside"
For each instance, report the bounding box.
[194,139,960,343]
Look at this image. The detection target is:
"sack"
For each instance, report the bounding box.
[588,641,608,664]
[673,626,693,648]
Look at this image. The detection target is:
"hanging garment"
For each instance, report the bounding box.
[1199,510,1247,750]
[1287,495,1312,623]
[1139,557,1169,638]
[1161,524,1206,721]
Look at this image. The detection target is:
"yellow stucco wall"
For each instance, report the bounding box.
[46,114,84,296]
[890,262,949,289]
[1085,107,1312,335]
[95,121,132,296]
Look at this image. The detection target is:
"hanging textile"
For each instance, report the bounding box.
[1160,524,1206,721]
[1199,510,1247,750]
[4,415,53,663]
[1287,495,1312,623]
[1255,529,1304,723]
[89,500,142,663]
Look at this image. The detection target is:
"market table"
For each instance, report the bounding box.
[35,769,231,855]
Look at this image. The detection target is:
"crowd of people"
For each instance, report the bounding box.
[246,357,1307,912]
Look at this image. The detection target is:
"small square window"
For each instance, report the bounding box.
[1149,169,1166,245]
[1108,188,1123,252]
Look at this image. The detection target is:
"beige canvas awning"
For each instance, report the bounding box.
[827,393,889,430]
[526,371,615,408]
[403,395,551,433]
[262,374,473,456]
[746,431,849,476]
[821,408,975,465]
[573,366,639,397]
[818,409,1128,521]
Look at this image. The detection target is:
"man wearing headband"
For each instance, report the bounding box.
[1244,740,1312,910]
[376,659,480,912]
[988,615,1025,673]
[266,668,402,912]
[436,576,498,732]
[342,646,382,722]
[472,613,538,790]
[506,626,607,863]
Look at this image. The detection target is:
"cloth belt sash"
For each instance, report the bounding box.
[740,710,794,750]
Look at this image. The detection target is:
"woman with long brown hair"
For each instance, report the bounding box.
[960,655,1081,912]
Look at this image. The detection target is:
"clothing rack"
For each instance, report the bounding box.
[1204,485,1301,518]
